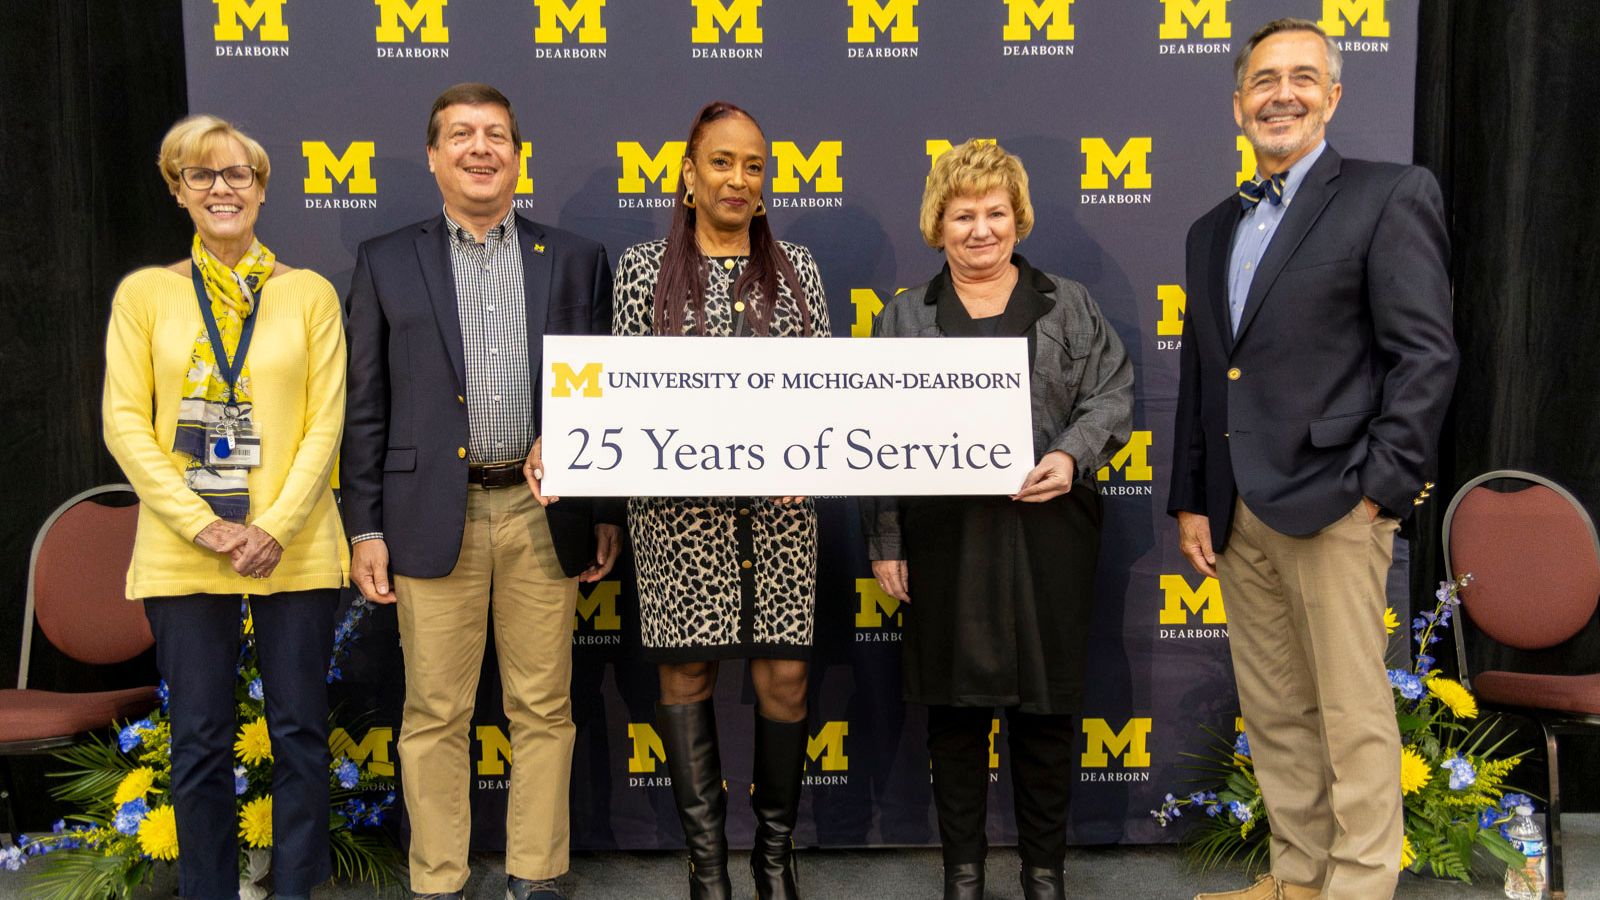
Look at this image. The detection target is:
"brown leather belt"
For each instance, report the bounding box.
[468,460,524,489]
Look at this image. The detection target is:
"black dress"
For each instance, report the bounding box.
[898,276,1103,715]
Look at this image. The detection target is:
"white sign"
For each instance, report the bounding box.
[540,335,1034,496]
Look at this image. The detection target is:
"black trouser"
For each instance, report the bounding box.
[927,705,1074,868]
[144,590,337,900]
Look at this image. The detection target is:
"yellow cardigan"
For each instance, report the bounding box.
[103,266,350,599]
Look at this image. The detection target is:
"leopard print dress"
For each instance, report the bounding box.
[612,239,832,661]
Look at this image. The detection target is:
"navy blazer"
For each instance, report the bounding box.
[342,212,615,578]
[1167,145,1458,551]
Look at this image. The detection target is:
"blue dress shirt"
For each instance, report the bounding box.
[1227,141,1327,336]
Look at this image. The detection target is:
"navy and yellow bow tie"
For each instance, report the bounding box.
[1238,172,1287,210]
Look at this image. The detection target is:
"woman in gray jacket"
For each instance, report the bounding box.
[860,140,1133,900]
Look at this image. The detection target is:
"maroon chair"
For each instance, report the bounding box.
[0,486,158,840]
[1444,470,1600,900]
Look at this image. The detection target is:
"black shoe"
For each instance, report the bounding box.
[656,700,733,900]
[750,713,808,900]
[943,862,985,900]
[1021,864,1066,900]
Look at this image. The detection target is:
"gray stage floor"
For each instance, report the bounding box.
[2,814,1594,898]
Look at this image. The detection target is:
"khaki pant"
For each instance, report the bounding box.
[394,486,578,892]
[1217,498,1402,900]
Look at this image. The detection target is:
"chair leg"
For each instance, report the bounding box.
[0,758,18,845]
[1539,719,1564,900]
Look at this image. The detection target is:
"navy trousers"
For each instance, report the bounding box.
[144,590,337,900]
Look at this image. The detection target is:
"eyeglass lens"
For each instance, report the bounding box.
[182,166,254,190]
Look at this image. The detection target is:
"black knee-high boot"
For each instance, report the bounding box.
[750,712,807,900]
[657,701,732,900]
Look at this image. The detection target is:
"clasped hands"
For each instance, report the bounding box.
[194,519,282,579]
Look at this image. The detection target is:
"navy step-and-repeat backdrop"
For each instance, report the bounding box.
[181,0,1415,850]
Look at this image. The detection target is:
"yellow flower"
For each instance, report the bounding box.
[1426,675,1479,719]
[1384,607,1400,634]
[1401,833,1416,868]
[1400,747,1432,795]
[234,717,273,765]
[138,804,179,861]
[239,795,273,848]
[113,767,158,806]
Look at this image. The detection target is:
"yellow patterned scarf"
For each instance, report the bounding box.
[173,234,276,521]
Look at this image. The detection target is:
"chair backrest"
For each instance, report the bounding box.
[18,485,152,688]
[1443,471,1600,679]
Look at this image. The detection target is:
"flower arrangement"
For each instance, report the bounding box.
[7,598,402,900]
[1151,574,1534,884]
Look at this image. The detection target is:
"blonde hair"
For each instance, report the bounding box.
[156,114,271,195]
[919,140,1034,249]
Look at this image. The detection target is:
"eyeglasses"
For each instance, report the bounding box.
[179,165,257,191]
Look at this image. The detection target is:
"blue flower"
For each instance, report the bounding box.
[1205,804,1221,817]
[113,798,148,835]
[326,665,343,685]
[1229,801,1252,824]
[117,719,153,753]
[1416,654,1435,676]
[0,845,23,871]
[335,758,360,789]
[234,765,248,796]
[1234,732,1251,758]
[1501,793,1533,811]
[247,678,264,702]
[1189,791,1210,805]
[1480,807,1506,829]
[155,680,170,712]
[1441,755,1477,790]
[1388,669,1425,700]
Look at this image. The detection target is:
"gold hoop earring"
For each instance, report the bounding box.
[683,189,696,209]
[754,198,767,217]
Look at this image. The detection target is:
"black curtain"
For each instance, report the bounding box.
[1414,0,1600,809]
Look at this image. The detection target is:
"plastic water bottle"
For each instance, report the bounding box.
[1504,805,1547,899]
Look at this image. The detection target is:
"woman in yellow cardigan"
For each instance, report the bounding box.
[102,114,347,900]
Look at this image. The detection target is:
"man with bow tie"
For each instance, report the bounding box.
[1169,19,1458,900]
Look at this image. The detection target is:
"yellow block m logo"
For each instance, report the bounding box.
[1081,137,1152,190]
[1159,574,1226,625]
[616,141,687,193]
[302,142,377,194]
[214,0,288,41]
[328,727,394,777]
[854,578,901,628]
[807,722,849,771]
[375,0,448,42]
[1081,718,1153,768]
[692,0,762,43]
[847,0,918,43]
[1156,284,1185,337]
[476,724,512,775]
[629,723,666,773]
[1236,134,1256,186]
[549,362,603,398]
[1003,0,1074,41]
[517,142,534,195]
[771,141,843,193]
[575,581,621,631]
[534,0,606,43]
[1158,0,1230,40]
[1320,0,1389,37]
[1097,430,1153,482]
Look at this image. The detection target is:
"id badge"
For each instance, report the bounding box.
[207,420,262,468]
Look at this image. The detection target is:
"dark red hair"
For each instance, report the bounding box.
[651,101,813,336]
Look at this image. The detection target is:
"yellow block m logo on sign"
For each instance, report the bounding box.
[854,578,901,628]
[692,0,762,43]
[1156,284,1185,337]
[1003,0,1074,41]
[1097,430,1153,482]
[328,727,394,777]
[517,142,534,195]
[847,0,918,43]
[629,723,667,773]
[1080,138,1152,190]
[617,141,687,193]
[1159,574,1226,625]
[214,0,288,41]
[476,724,512,775]
[549,362,602,398]
[1158,0,1230,40]
[575,581,621,631]
[771,141,843,193]
[807,722,849,771]
[375,0,448,42]
[1081,718,1153,768]
[534,0,606,43]
[1320,0,1389,37]
[302,142,377,194]
[1236,135,1257,186]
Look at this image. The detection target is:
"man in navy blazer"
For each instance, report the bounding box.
[1170,20,1457,900]
[342,83,620,900]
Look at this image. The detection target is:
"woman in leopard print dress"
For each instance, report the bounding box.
[613,101,830,900]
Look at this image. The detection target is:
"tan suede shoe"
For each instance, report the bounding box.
[1276,882,1319,900]
[1193,874,1278,900]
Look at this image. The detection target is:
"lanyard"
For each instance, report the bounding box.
[191,263,260,406]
